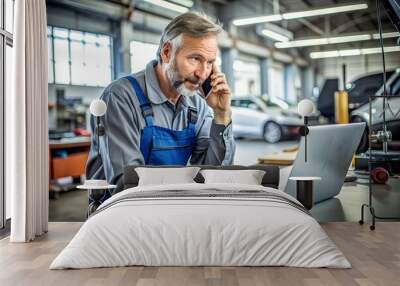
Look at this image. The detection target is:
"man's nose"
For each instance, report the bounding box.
[194,64,209,81]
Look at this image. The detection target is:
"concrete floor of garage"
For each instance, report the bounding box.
[49,139,400,223]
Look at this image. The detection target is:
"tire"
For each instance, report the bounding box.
[351,116,368,153]
[263,121,282,143]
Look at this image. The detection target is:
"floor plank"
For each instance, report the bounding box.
[0,222,399,286]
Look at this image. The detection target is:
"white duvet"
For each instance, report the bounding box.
[50,183,351,269]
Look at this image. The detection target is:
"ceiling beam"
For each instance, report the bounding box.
[332,15,373,34]
[298,18,324,35]
[265,0,324,35]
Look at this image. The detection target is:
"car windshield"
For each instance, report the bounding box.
[390,73,400,95]
[269,97,290,109]
[231,98,267,112]
[376,70,400,96]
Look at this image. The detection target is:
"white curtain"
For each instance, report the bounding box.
[8,0,49,242]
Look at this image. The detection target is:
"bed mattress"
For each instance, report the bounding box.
[50,183,350,269]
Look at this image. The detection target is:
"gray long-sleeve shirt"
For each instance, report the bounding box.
[86,60,236,183]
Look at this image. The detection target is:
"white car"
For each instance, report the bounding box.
[231,96,303,143]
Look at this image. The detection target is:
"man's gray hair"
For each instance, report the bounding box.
[157,11,223,63]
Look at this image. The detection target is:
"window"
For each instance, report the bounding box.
[5,0,13,33]
[269,62,285,100]
[47,27,54,84]
[130,41,159,73]
[48,26,113,87]
[233,59,261,96]
[1,0,14,229]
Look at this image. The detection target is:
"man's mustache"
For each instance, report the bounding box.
[173,76,202,89]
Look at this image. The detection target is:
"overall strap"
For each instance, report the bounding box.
[125,75,154,126]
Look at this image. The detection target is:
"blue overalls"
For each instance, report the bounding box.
[125,75,198,165]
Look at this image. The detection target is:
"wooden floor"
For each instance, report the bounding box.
[0,222,399,286]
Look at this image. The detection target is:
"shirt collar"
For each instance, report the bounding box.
[179,93,197,109]
[145,60,168,105]
[144,60,197,109]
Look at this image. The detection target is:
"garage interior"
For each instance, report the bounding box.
[34,0,399,223]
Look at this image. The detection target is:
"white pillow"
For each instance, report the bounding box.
[200,169,266,185]
[136,167,200,186]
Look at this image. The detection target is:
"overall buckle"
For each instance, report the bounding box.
[188,107,198,124]
[141,103,153,118]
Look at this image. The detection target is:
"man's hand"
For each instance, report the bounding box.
[205,64,232,126]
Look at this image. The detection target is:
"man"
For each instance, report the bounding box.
[86,12,235,184]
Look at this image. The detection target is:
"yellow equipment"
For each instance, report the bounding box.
[334,90,349,124]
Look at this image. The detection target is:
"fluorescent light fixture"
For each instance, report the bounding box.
[360,46,400,54]
[142,0,189,13]
[372,32,400,39]
[168,0,193,8]
[258,23,293,42]
[233,3,368,26]
[282,4,368,20]
[233,15,283,26]
[328,34,371,44]
[310,46,400,59]
[338,49,361,56]
[275,32,399,48]
[262,29,290,42]
[312,50,339,58]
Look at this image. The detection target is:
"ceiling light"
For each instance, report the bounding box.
[361,46,400,54]
[282,4,368,20]
[372,32,400,39]
[142,0,189,14]
[328,34,371,44]
[262,29,290,42]
[233,3,368,26]
[338,49,361,56]
[258,23,293,42]
[310,46,400,59]
[311,50,340,58]
[275,32,399,48]
[233,15,283,26]
[168,0,193,8]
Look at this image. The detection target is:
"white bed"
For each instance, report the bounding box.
[50,183,351,269]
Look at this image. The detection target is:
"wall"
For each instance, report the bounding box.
[47,5,114,35]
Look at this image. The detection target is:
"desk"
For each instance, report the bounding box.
[257,151,297,166]
[49,137,91,186]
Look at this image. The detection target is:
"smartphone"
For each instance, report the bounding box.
[201,73,213,99]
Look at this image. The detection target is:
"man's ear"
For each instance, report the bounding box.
[160,42,172,64]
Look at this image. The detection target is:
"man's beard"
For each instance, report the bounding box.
[165,58,201,97]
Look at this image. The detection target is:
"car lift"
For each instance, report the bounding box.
[358,0,400,230]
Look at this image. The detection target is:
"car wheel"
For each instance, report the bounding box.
[263,122,282,143]
[351,116,368,153]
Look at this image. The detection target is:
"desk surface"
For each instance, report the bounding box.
[258,151,297,166]
[49,137,91,149]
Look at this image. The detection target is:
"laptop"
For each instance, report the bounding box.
[284,123,366,203]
